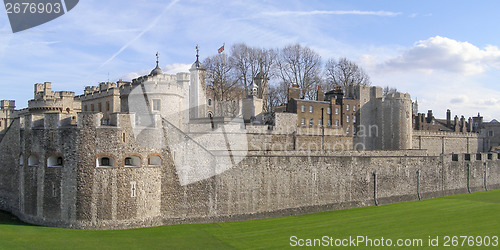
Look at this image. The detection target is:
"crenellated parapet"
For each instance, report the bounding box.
[21,112,162,131]
[413,130,479,137]
[24,113,76,129]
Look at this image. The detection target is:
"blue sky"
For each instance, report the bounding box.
[1,0,500,121]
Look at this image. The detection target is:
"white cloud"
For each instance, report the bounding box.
[361,37,500,120]
[120,72,143,81]
[450,95,468,104]
[379,36,500,75]
[164,63,191,74]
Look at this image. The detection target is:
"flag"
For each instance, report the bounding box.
[218,44,225,53]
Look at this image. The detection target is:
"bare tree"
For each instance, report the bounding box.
[324,57,371,91]
[268,81,288,110]
[383,86,398,99]
[203,53,240,102]
[230,43,253,93]
[255,47,277,113]
[277,44,322,100]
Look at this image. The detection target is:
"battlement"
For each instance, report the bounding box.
[24,113,75,129]
[130,72,187,85]
[413,130,479,137]
[77,87,120,101]
[0,100,15,110]
[384,91,411,100]
[23,112,163,130]
[83,82,122,95]
[119,75,187,97]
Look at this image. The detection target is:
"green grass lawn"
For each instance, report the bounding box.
[1,190,499,249]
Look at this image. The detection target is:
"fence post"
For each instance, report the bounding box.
[467,163,471,193]
[484,162,488,191]
[374,171,378,206]
[417,169,422,201]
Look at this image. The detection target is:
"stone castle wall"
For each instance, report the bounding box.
[412,131,483,156]
[0,112,498,229]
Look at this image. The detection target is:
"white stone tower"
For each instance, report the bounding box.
[189,45,207,119]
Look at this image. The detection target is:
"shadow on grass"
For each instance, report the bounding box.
[0,210,37,227]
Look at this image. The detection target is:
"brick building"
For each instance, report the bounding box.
[281,85,359,135]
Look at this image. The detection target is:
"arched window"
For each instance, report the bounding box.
[19,154,24,166]
[28,154,39,167]
[96,156,115,168]
[47,155,63,167]
[208,99,212,106]
[124,155,141,167]
[148,155,162,167]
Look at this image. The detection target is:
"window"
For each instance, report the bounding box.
[96,156,115,167]
[335,108,339,115]
[301,105,305,113]
[130,181,137,198]
[106,101,110,111]
[327,119,332,126]
[327,107,331,114]
[353,105,356,112]
[101,157,110,166]
[346,115,350,123]
[91,104,94,112]
[346,104,350,111]
[346,126,350,134]
[28,155,39,167]
[84,105,87,112]
[124,157,132,166]
[153,99,161,111]
[148,155,162,166]
[309,118,313,126]
[353,116,356,123]
[489,131,494,137]
[309,106,313,113]
[318,119,322,126]
[124,155,141,167]
[301,118,305,125]
[47,155,63,167]
[98,103,102,112]
[52,183,57,198]
[208,99,212,106]
[353,126,356,134]
[335,120,339,126]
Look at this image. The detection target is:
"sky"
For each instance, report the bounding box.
[1,0,500,121]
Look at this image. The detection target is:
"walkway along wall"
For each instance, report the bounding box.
[0,114,499,229]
